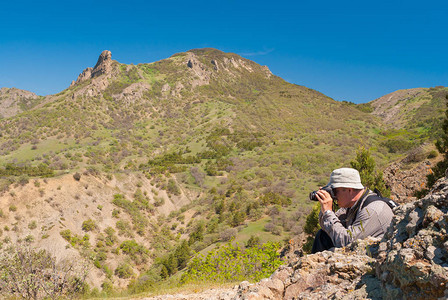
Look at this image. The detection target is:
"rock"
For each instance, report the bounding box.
[423,205,444,226]
[71,50,113,87]
[0,87,40,118]
[91,50,112,77]
[185,53,211,87]
[405,208,423,237]
[383,153,442,204]
[259,278,284,299]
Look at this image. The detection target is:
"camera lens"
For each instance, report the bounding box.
[309,191,318,201]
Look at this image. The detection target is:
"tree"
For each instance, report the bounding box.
[188,222,205,245]
[426,95,448,190]
[0,243,88,299]
[302,202,321,253]
[174,240,191,270]
[350,146,390,198]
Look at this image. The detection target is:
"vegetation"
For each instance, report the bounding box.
[0,49,445,295]
[180,241,283,283]
[350,146,390,197]
[0,243,88,299]
[417,95,448,197]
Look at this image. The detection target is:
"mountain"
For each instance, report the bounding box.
[0,49,446,294]
[370,87,446,129]
[0,87,43,118]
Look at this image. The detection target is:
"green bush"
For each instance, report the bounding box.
[167,178,181,195]
[381,137,414,153]
[82,219,97,232]
[427,150,438,159]
[181,241,283,283]
[115,263,134,279]
[302,203,321,253]
[119,240,149,264]
[60,229,72,242]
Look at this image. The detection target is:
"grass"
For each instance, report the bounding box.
[235,217,285,244]
[0,138,77,164]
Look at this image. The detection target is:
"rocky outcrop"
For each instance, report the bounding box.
[91,50,113,78]
[186,52,212,88]
[183,50,273,89]
[234,177,448,299]
[383,145,442,204]
[70,50,113,87]
[0,87,40,118]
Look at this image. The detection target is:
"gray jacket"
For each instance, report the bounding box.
[318,189,394,248]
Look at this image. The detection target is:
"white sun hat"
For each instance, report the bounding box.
[328,168,364,189]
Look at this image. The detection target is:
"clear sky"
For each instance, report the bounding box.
[1,0,447,103]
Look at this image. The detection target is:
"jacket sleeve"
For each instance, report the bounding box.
[319,202,392,247]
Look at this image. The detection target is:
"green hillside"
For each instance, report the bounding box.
[0,48,446,296]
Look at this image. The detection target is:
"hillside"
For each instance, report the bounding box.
[0,87,43,119]
[370,87,446,130]
[0,49,446,295]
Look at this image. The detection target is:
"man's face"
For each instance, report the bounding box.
[334,187,355,208]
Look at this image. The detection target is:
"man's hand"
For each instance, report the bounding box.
[316,189,333,213]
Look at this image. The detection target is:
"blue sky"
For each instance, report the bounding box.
[0,0,447,103]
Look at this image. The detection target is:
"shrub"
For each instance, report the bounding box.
[120,240,149,264]
[181,241,283,284]
[113,194,148,235]
[167,178,181,195]
[115,263,134,279]
[24,235,34,243]
[60,229,72,242]
[73,172,81,181]
[82,219,97,232]
[220,228,237,242]
[246,235,261,248]
[427,150,438,159]
[104,227,118,246]
[116,220,133,237]
[264,222,282,235]
[28,221,37,230]
[0,243,88,299]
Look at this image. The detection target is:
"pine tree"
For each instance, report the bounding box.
[431,96,448,183]
[419,95,448,196]
[350,146,391,198]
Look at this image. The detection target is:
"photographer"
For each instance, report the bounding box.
[311,168,394,253]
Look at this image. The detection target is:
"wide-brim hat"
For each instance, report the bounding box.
[328,168,364,189]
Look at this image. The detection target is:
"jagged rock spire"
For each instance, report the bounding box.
[91,50,112,78]
[70,50,112,86]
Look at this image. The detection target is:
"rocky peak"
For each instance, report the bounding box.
[91,50,112,78]
[70,50,113,86]
[182,48,273,89]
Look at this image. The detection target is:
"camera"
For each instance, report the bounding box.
[309,185,335,201]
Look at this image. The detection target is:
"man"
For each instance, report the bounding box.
[311,167,394,253]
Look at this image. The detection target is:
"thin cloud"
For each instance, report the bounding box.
[239,48,275,57]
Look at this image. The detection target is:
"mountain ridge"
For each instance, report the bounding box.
[0,48,446,295]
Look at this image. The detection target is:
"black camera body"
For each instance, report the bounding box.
[309,185,335,201]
